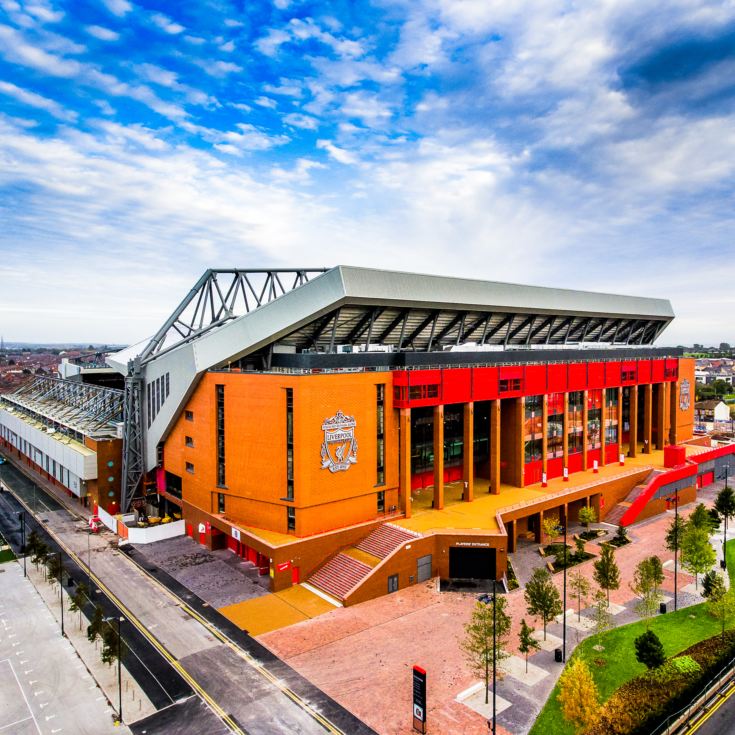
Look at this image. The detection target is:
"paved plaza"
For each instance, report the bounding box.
[0,561,129,735]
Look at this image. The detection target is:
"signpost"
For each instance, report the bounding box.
[412,665,427,733]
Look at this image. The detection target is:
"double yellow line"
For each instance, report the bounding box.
[11,486,344,735]
[685,680,735,734]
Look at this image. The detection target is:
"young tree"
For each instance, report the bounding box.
[614,524,628,545]
[101,621,127,666]
[681,525,716,590]
[32,540,49,572]
[593,543,621,607]
[569,570,591,622]
[578,506,597,530]
[715,486,735,560]
[461,598,511,704]
[689,503,715,533]
[542,514,561,544]
[26,529,40,560]
[518,619,541,673]
[702,570,725,599]
[573,536,586,559]
[647,555,664,597]
[665,515,685,553]
[557,658,600,734]
[591,589,613,638]
[706,582,735,640]
[68,581,89,630]
[524,567,562,640]
[634,630,666,669]
[45,553,61,587]
[629,557,663,628]
[87,605,104,644]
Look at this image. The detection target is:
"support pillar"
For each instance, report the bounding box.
[617,387,623,461]
[542,394,549,481]
[463,402,474,502]
[643,384,653,454]
[629,385,638,457]
[600,392,607,468]
[655,383,666,450]
[561,393,569,469]
[582,390,589,470]
[536,510,543,544]
[669,380,679,446]
[433,404,445,510]
[490,399,501,494]
[399,408,412,519]
[516,397,525,488]
[507,519,516,553]
[662,382,671,447]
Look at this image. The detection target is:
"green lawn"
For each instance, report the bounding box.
[0,534,15,563]
[529,603,722,735]
[726,539,735,585]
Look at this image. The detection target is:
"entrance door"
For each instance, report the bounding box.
[449,547,496,580]
[388,574,399,593]
[417,554,432,583]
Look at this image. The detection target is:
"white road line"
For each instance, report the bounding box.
[0,715,33,732]
[4,659,41,735]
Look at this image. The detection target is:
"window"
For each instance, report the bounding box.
[622,369,636,382]
[216,385,225,487]
[587,390,602,450]
[185,410,194,421]
[377,490,385,513]
[186,461,194,474]
[568,391,584,455]
[546,393,564,459]
[287,506,296,531]
[185,436,194,447]
[499,378,522,393]
[524,395,543,463]
[165,372,170,398]
[217,492,225,514]
[604,388,619,444]
[376,384,385,485]
[286,388,294,500]
[408,384,439,401]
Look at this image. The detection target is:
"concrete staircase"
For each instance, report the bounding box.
[605,469,664,527]
[355,524,418,559]
[307,552,372,602]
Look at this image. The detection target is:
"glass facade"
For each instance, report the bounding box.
[587,390,602,450]
[376,384,385,485]
[286,388,294,500]
[216,384,225,487]
[568,391,584,455]
[604,388,619,444]
[524,395,543,463]
[410,406,463,474]
[547,393,564,459]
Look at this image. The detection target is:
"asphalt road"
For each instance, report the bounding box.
[687,683,735,735]
[0,456,376,735]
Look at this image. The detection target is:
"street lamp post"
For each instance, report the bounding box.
[492,577,496,735]
[557,521,568,662]
[674,490,679,612]
[58,551,65,637]
[87,530,92,590]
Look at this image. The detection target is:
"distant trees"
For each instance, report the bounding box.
[524,568,562,640]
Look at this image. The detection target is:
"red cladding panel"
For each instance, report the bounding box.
[442,368,472,405]
[524,460,543,486]
[548,364,568,392]
[622,361,637,383]
[393,371,409,386]
[547,457,564,480]
[606,361,621,386]
[605,443,619,464]
[568,363,587,391]
[525,365,547,394]
[499,366,523,379]
[568,453,583,474]
[410,370,442,386]
[665,359,679,380]
[651,360,665,382]
[637,360,651,384]
[472,367,499,401]
[588,362,605,389]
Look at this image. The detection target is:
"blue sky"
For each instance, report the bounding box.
[0,0,733,345]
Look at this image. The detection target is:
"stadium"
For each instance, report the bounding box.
[4,266,734,606]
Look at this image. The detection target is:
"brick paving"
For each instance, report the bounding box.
[259,486,732,735]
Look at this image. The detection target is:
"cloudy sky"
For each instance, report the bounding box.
[0,0,733,346]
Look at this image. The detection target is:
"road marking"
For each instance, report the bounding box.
[0,716,34,733]
[4,659,42,734]
[685,681,735,733]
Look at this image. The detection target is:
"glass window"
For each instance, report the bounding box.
[186,462,194,474]
[605,388,619,444]
[547,393,564,459]
[587,390,602,450]
[217,492,225,514]
[185,410,194,421]
[524,395,543,463]
[287,506,296,531]
[568,391,584,455]
[216,385,225,487]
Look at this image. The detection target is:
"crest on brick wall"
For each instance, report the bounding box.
[679,379,690,412]
[320,410,358,472]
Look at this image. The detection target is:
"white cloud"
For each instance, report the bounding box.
[283,113,319,130]
[25,3,64,23]
[255,27,291,56]
[316,139,358,165]
[0,81,76,121]
[151,13,185,35]
[340,91,392,124]
[101,0,132,17]
[86,25,120,41]
[0,24,83,77]
[263,79,302,97]
[219,40,235,52]
[255,96,277,109]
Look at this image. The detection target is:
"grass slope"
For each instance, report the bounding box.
[529,603,721,735]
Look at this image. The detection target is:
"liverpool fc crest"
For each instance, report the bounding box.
[679,379,690,412]
[320,410,358,472]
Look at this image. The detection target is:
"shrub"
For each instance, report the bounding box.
[634,630,666,669]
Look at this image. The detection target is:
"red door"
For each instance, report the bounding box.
[292,566,300,584]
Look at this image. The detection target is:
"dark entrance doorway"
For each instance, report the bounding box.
[449,547,496,580]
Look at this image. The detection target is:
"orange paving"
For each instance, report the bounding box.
[395,448,669,536]
[218,584,335,635]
